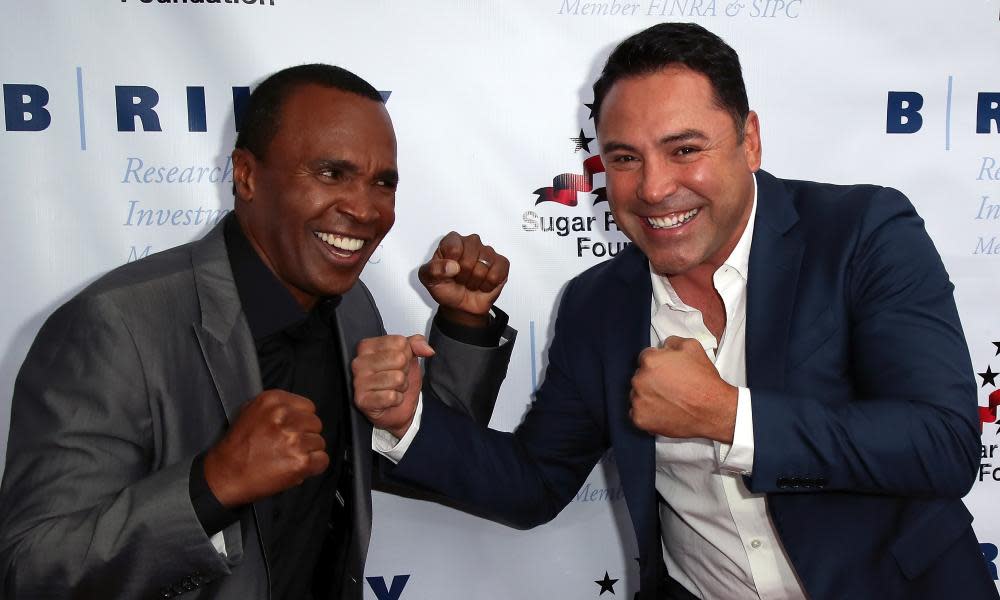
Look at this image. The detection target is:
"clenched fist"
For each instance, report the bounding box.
[203,390,329,508]
[629,336,738,443]
[352,334,434,438]
[418,232,509,327]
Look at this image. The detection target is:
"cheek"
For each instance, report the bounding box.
[376,198,396,233]
[605,172,638,208]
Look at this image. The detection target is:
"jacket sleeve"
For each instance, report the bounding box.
[392,280,608,528]
[0,294,234,599]
[747,188,980,498]
[423,315,517,426]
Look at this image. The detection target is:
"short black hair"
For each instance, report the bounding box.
[591,23,749,134]
[235,63,384,160]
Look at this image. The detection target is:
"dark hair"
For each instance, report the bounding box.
[591,23,749,134]
[235,63,384,160]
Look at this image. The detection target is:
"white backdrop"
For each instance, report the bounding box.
[2,1,999,597]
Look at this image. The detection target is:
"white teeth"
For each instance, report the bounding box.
[648,208,699,229]
[313,231,364,252]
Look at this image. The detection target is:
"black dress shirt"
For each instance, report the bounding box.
[190,217,351,599]
[188,215,508,598]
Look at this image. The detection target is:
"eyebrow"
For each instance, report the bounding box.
[601,129,709,154]
[659,129,708,145]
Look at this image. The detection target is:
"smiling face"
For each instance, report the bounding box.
[597,66,761,276]
[233,83,398,309]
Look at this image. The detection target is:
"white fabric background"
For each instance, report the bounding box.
[1,1,999,597]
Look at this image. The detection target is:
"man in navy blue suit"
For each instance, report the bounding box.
[352,23,998,600]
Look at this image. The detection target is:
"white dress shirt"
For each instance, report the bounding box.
[375,177,809,599]
[652,177,807,599]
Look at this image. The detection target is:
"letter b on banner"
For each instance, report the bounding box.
[3,84,51,131]
[886,91,924,133]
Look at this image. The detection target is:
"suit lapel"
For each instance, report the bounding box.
[606,246,658,548]
[190,220,262,422]
[334,282,385,570]
[746,170,804,391]
[189,220,273,571]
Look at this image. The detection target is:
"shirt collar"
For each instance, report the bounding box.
[224,215,309,340]
[650,172,758,308]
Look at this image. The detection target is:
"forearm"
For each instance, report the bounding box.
[424,308,516,426]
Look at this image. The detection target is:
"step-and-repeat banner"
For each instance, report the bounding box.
[1,1,999,597]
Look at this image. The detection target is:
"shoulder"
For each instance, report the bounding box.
[761,172,921,252]
[557,244,647,316]
[86,242,201,315]
[769,172,917,227]
[44,239,204,344]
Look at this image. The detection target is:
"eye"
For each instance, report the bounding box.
[319,167,344,180]
[675,146,700,156]
[374,176,399,190]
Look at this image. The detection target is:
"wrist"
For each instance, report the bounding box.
[437,305,490,328]
[388,417,414,441]
[203,448,240,508]
[712,383,739,444]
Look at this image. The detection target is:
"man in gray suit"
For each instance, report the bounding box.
[0,64,515,599]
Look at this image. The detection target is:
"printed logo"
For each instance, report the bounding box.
[522,103,631,259]
[976,341,1000,482]
[885,79,999,156]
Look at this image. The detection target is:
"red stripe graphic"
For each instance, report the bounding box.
[979,389,1000,433]
[533,155,605,207]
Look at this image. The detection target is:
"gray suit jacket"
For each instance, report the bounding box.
[0,220,515,599]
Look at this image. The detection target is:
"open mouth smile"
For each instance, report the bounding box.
[647,208,699,230]
[313,231,365,256]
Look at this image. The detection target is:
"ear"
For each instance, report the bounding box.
[742,111,762,172]
[232,148,257,204]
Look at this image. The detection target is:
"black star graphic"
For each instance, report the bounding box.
[595,571,618,595]
[979,365,999,388]
[993,341,1000,356]
[591,187,608,205]
[571,129,596,153]
[585,102,596,119]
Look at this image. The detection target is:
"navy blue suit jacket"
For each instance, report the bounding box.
[393,170,997,599]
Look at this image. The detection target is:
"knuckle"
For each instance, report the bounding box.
[269,404,288,426]
[350,356,365,375]
[389,353,408,370]
[390,371,406,389]
[291,452,311,474]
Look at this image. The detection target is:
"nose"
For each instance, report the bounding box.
[337,186,380,224]
[636,158,678,205]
